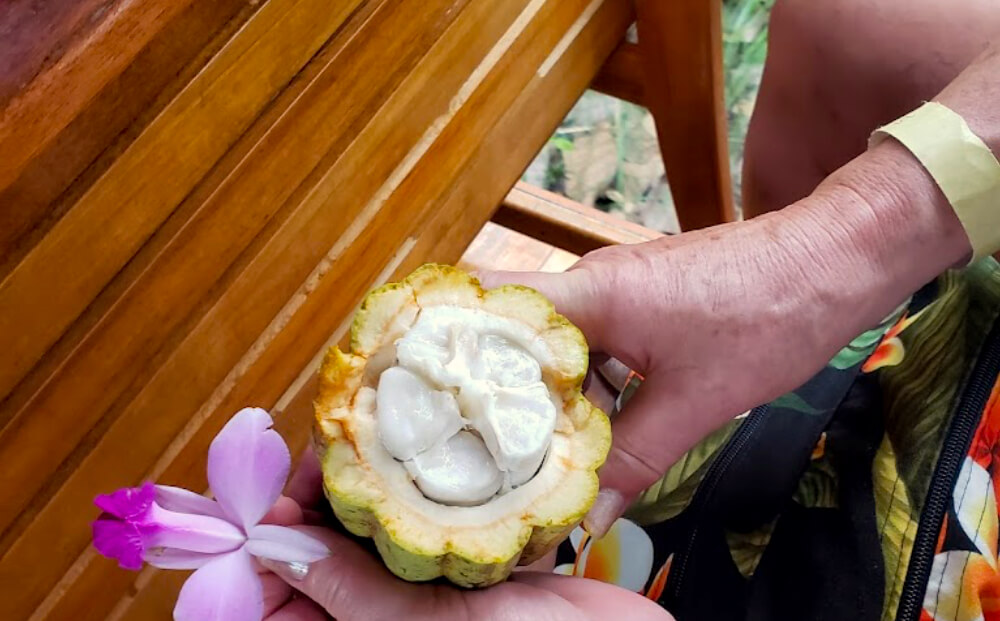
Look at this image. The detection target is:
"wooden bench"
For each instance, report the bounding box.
[0,1,729,618]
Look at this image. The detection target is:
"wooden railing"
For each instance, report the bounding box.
[495,182,662,255]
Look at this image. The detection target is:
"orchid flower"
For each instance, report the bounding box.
[92,408,329,621]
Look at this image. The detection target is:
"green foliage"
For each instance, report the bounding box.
[721,0,774,209]
[525,0,774,226]
[548,136,574,152]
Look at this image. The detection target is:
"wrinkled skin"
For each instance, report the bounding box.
[478,27,1000,538]
[478,154,971,534]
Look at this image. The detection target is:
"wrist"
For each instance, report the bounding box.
[821,138,973,275]
[753,138,971,353]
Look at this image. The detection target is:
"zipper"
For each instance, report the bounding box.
[665,403,770,600]
[896,318,1000,621]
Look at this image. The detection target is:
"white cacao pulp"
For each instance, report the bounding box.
[375,306,558,506]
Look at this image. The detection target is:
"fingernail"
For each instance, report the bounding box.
[259,558,310,582]
[583,489,625,539]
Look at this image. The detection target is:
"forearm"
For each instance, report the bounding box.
[749,42,999,364]
[760,139,969,356]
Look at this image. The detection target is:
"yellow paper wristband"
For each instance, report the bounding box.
[870,101,1000,262]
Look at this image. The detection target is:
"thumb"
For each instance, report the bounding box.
[474,269,611,353]
[583,379,727,539]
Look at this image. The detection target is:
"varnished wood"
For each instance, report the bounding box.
[591,41,645,106]
[107,0,634,617]
[459,222,578,274]
[0,0,363,412]
[2,0,470,616]
[1,0,634,619]
[0,0,115,108]
[494,181,662,255]
[635,0,735,230]
[0,0,196,192]
[0,0,252,277]
[0,0,368,557]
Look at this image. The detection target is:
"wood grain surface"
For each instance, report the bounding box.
[494,181,662,255]
[635,0,735,230]
[0,0,635,619]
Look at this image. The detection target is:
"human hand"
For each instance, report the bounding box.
[477,222,841,537]
[259,451,673,621]
[478,151,971,536]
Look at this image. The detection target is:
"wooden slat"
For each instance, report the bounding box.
[2,0,485,617]
[0,0,195,191]
[2,0,634,617]
[21,0,499,609]
[0,0,362,409]
[494,181,662,255]
[16,0,631,618]
[0,0,368,474]
[458,222,577,273]
[0,0,114,108]
[635,0,735,231]
[105,0,634,617]
[591,40,645,105]
[0,0,252,276]
[24,1,501,613]
[0,0,368,547]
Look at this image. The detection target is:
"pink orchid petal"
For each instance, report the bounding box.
[93,518,144,570]
[207,408,290,531]
[245,525,329,563]
[174,548,263,621]
[94,482,155,519]
[148,504,245,553]
[144,548,220,570]
[155,485,228,520]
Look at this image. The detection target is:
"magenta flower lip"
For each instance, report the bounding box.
[91,408,328,621]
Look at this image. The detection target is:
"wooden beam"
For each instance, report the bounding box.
[458,222,579,274]
[493,181,662,256]
[635,0,735,230]
[591,41,644,106]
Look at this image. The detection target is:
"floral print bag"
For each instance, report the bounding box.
[552,258,1000,621]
